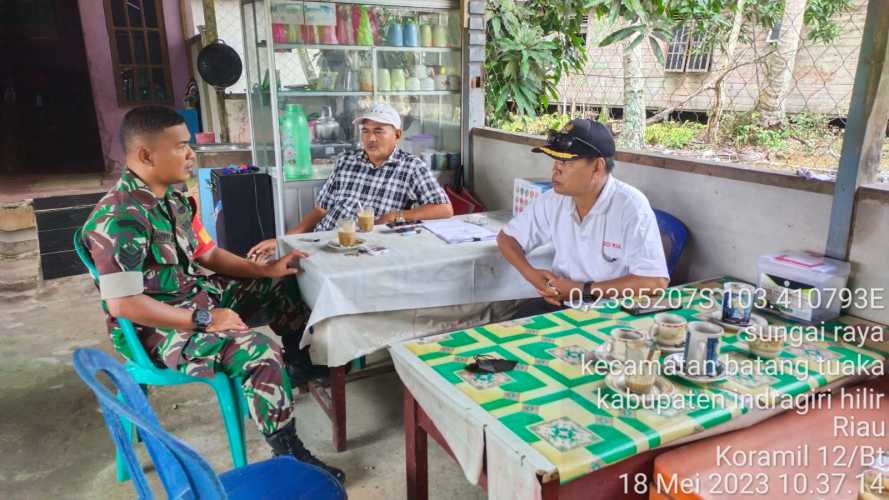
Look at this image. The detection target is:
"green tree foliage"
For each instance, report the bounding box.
[593,0,853,63]
[485,0,594,122]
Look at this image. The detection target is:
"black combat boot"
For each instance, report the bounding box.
[265,420,346,483]
[282,334,329,387]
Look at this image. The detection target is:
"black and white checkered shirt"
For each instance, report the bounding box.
[314,147,449,231]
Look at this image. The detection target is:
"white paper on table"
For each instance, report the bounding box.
[423,219,497,244]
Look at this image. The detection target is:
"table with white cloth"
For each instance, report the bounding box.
[391,276,886,500]
[278,211,554,450]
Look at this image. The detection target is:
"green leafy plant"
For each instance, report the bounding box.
[485,0,593,122]
[722,111,839,153]
[493,113,574,135]
[644,122,704,149]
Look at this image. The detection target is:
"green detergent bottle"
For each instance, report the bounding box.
[280,103,312,180]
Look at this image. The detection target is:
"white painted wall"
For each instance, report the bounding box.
[472,133,889,324]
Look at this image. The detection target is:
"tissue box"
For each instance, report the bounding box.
[513,178,553,216]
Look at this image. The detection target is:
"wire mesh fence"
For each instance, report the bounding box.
[551,0,887,181]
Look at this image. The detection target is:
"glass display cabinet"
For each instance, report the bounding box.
[240,0,464,234]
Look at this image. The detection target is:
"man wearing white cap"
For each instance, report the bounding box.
[246,102,453,381]
[248,102,453,260]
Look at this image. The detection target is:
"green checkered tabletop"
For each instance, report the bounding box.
[399,277,885,483]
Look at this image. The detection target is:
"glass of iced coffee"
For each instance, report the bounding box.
[358,207,375,233]
[336,218,357,247]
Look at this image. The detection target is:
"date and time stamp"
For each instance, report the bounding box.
[596,285,889,497]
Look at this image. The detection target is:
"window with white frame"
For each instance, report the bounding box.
[664,25,713,73]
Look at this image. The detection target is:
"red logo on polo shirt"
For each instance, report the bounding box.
[603,241,622,249]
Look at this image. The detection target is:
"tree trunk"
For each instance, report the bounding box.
[622,41,645,149]
[707,0,746,143]
[753,0,807,128]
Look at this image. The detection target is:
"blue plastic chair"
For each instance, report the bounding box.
[72,348,346,500]
[653,209,689,279]
[73,229,248,481]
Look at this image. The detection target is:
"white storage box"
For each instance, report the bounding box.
[513,178,553,216]
[757,250,851,323]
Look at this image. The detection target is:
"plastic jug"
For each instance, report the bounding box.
[403,21,419,47]
[387,22,403,46]
[420,24,432,47]
[356,6,374,46]
[390,69,406,91]
[280,104,312,180]
[433,22,448,47]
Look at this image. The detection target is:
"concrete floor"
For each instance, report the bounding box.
[0,276,486,500]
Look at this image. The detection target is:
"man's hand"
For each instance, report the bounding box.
[375,211,399,225]
[522,269,583,306]
[260,250,308,278]
[247,238,276,263]
[522,268,558,294]
[540,276,585,306]
[207,308,249,332]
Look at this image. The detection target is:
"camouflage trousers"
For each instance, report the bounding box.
[159,276,308,436]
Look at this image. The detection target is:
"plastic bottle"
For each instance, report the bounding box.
[280,104,312,180]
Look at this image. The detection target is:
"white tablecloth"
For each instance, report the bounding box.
[279,211,555,357]
[305,300,522,367]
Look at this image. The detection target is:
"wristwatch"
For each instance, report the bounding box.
[582,282,600,302]
[192,308,212,332]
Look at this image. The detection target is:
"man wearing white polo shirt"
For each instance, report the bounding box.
[498,119,669,318]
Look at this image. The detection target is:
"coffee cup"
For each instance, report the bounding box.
[740,324,786,358]
[336,219,357,247]
[721,281,756,325]
[610,327,647,361]
[624,338,659,394]
[684,321,723,377]
[652,312,687,347]
[357,207,375,233]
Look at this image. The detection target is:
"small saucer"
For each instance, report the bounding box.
[604,373,674,404]
[326,239,366,252]
[701,310,767,332]
[663,352,728,383]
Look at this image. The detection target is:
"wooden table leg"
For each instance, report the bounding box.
[331,365,347,452]
[541,478,559,500]
[404,389,428,500]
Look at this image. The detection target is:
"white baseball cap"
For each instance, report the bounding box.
[352,102,402,130]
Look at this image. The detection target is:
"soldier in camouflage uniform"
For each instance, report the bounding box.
[81,106,344,482]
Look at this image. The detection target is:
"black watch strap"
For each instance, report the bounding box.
[192,308,212,332]
[581,282,599,302]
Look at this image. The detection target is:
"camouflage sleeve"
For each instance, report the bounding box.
[172,192,202,255]
[82,197,150,300]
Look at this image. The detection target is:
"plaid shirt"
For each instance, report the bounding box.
[314,147,449,231]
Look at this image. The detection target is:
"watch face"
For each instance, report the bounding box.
[195,309,212,327]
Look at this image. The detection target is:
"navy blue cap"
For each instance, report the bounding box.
[532,119,616,160]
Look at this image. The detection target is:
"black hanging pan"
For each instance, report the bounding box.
[196,39,243,89]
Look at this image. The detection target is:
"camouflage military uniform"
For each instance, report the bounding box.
[82,170,306,435]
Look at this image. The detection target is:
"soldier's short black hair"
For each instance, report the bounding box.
[120,105,186,152]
